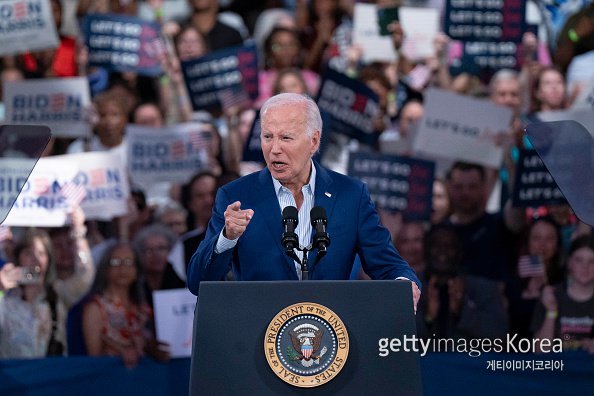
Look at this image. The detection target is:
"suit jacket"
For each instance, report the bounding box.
[187,162,420,295]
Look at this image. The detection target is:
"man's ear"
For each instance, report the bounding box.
[311,130,321,154]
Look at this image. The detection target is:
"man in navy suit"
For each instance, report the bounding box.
[187,93,420,310]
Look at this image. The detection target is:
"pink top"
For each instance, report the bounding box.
[255,69,320,108]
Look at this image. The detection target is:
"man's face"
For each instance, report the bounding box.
[190,0,215,12]
[134,104,162,128]
[447,169,485,215]
[490,79,521,112]
[188,175,216,224]
[396,223,425,267]
[261,104,320,188]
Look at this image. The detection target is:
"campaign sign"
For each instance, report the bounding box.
[127,123,209,188]
[2,156,79,227]
[445,0,526,74]
[0,0,59,56]
[445,0,525,42]
[83,13,163,76]
[316,68,380,146]
[4,150,129,225]
[153,288,196,358]
[399,7,439,62]
[413,88,512,168]
[511,149,566,207]
[69,150,130,221]
[182,42,259,113]
[3,78,92,138]
[348,152,435,220]
[353,3,397,63]
[241,110,265,163]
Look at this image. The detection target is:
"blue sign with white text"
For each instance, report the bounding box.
[83,13,163,76]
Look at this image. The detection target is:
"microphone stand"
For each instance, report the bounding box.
[288,244,327,281]
[295,244,313,281]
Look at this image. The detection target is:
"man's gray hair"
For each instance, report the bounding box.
[260,93,323,138]
[489,68,519,94]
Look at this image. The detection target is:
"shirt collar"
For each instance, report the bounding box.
[271,160,316,197]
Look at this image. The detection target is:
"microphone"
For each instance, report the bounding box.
[281,206,300,261]
[310,206,330,256]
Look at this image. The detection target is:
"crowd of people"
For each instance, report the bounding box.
[1,0,594,368]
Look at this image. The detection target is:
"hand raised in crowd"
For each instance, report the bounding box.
[388,21,404,51]
[68,205,86,230]
[426,32,450,73]
[0,262,20,291]
[522,275,546,299]
[433,32,450,60]
[521,32,542,80]
[345,44,363,70]
[76,42,90,76]
[540,285,558,313]
[147,0,164,11]
[145,339,171,363]
[521,32,538,58]
[224,201,254,240]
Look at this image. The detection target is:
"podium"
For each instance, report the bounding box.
[190,280,422,395]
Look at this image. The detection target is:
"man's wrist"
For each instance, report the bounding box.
[70,226,87,240]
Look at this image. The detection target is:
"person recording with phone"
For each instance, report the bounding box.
[0,207,94,358]
[187,93,420,311]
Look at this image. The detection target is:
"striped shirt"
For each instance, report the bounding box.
[215,161,316,279]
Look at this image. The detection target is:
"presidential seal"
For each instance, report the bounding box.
[264,302,349,388]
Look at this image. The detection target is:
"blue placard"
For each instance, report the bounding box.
[347,152,435,221]
[181,42,259,113]
[83,13,163,76]
[444,0,525,42]
[241,110,264,163]
[512,149,566,207]
[316,68,380,146]
[445,0,526,76]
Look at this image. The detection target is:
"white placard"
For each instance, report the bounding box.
[570,79,594,110]
[127,123,209,189]
[3,149,129,225]
[353,3,397,63]
[153,288,196,358]
[70,149,130,221]
[413,88,513,168]
[537,108,594,138]
[400,7,439,62]
[4,77,92,138]
[0,0,59,56]
[2,156,78,227]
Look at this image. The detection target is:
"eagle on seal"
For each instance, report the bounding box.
[289,325,324,361]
